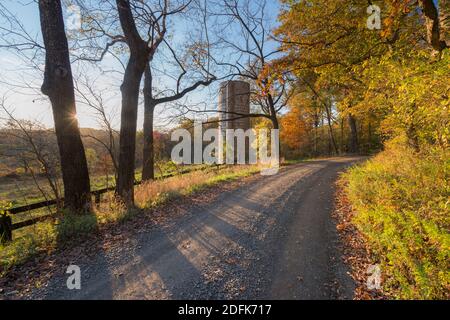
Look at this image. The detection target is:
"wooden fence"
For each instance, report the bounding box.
[0,165,222,243]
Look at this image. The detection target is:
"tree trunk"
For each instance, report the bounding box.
[142,108,155,181]
[348,114,358,154]
[313,113,319,156]
[271,116,279,130]
[419,0,448,51]
[440,0,450,48]
[116,54,146,204]
[38,0,91,212]
[268,95,280,163]
[324,104,339,155]
[115,0,149,205]
[270,115,281,165]
[340,118,344,154]
[142,67,155,181]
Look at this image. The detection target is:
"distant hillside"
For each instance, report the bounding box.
[0,127,173,177]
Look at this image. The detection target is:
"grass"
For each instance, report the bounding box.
[0,162,211,226]
[281,159,306,165]
[342,137,449,299]
[135,165,259,208]
[0,164,261,275]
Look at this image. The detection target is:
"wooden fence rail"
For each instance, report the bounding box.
[0,165,223,243]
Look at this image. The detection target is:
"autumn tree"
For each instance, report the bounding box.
[394,0,449,53]
[279,105,308,158]
[274,0,414,154]
[275,0,448,156]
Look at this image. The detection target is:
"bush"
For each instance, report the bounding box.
[343,138,449,299]
[55,211,98,241]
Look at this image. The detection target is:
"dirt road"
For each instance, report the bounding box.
[34,157,361,300]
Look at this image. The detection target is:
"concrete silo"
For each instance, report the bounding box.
[218,80,251,163]
[218,80,251,132]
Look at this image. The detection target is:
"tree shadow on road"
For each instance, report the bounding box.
[42,208,114,299]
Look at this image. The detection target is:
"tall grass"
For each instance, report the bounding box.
[343,137,449,299]
[135,165,259,208]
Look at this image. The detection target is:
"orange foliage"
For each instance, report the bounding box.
[280,107,308,150]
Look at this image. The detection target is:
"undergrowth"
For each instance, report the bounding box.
[343,138,449,299]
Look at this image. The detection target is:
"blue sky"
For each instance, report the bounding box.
[0,0,281,130]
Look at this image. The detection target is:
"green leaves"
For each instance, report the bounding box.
[0,201,12,217]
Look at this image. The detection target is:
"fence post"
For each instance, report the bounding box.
[0,214,12,244]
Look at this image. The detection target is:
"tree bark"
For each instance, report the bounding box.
[324,103,339,155]
[270,115,279,130]
[440,0,450,48]
[116,55,146,203]
[268,95,281,162]
[115,0,149,204]
[142,107,155,181]
[347,114,358,154]
[38,0,91,212]
[142,66,155,181]
[418,0,449,51]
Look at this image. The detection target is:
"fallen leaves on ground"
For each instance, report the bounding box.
[332,179,387,300]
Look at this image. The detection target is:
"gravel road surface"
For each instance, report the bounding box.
[33,157,360,300]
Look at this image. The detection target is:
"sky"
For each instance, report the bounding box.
[0,0,281,131]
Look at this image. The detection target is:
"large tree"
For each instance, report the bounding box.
[114,0,151,204]
[115,0,196,203]
[38,0,91,211]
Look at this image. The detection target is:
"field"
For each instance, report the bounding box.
[0,162,211,225]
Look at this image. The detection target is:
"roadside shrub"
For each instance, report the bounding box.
[94,194,133,224]
[55,211,98,241]
[343,137,449,299]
